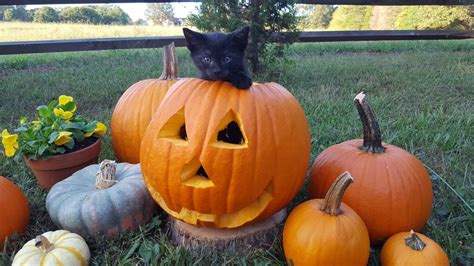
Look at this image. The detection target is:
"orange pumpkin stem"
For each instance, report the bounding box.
[159,42,178,80]
[405,230,426,251]
[354,92,385,153]
[95,160,117,189]
[320,171,353,216]
[35,235,54,253]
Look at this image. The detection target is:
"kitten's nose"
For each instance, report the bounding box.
[212,68,222,75]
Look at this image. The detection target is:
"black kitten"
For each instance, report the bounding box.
[183,26,252,90]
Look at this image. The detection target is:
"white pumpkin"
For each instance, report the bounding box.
[12,230,90,266]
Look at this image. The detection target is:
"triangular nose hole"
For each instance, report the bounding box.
[181,158,214,188]
[217,121,244,144]
[196,166,208,178]
[179,124,187,140]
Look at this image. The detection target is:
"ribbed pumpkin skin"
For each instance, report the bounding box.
[0,176,29,249]
[381,231,449,266]
[309,139,433,243]
[283,199,370,265]
[140,78,310,228]
[111,79,176,163]
[46,163,156,237]
[12,230,90,266]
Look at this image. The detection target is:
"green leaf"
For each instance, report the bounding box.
[56,147,65,154]
[61,101,76,112]
[48,99,58,111]
[48,131,59,144]
[37,105,49,116]
[64,139,75,149]
[38,144,48,155]
[14,127,28,133]
[63,122,85,130]
[72,131,85,142]
[84,122,97,133]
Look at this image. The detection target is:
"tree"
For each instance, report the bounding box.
[145,3,175,26]
[33,7,60,23]
[3,5,30,21]
[188,0,299,74]
[329,6,372,30]
[306,5,336,29]
[135,18,148,26]
[395,6,471,30]
[95,5,131,25]
[59,6,100,24]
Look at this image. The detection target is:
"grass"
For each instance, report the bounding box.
[0,22,186,42]
[0,39,473,265]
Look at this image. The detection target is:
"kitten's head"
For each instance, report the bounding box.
[183,26,250,81]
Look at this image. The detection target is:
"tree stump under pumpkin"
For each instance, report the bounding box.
[169,209,287,252]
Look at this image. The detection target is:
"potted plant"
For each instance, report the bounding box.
[1,95,107,190]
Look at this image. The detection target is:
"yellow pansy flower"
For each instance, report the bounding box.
[54,108,73,119]
[59,95,73,105]
[32,120,41,125]
[59,95,76,112]
[1,129,19,157]
[54,131,73,145]
[85,122,107,137]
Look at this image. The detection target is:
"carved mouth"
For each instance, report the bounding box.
[146,182,274,228]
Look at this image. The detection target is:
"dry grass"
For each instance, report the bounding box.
[0,22,186,42]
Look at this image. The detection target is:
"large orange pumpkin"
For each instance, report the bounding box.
[283,171,370,265]
[381,230,449,265]
[111,43,179,163]
[140,79,310,228]
[0,176,30,249]
[309,92,433,244]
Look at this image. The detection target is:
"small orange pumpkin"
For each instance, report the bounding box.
[140,79,311,228]
[309,92,433,244]
[381,230,449,265]
[0,176,30,249]
[283,171,370,265]
[111,43,179,163]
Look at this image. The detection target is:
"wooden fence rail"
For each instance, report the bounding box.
[1,30,472,55]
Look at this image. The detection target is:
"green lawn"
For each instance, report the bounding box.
[0,40,473,265]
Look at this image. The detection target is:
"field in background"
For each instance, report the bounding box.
[0,40,473,265]
[0,22,186,42]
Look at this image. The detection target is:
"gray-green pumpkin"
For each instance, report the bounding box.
[46,160,156,237]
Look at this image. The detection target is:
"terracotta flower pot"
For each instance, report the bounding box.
[24,139,101,190]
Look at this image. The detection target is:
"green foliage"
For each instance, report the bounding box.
[145,3,175,26]
[0,96,106,160]
[302,5,336,29]
[329,6,372,30]
[95,5,131,25]
[59,6,101,24]
[395,6,471,30]
[33,7,59,23]
[188,0,299,73]
[3,5,30,22]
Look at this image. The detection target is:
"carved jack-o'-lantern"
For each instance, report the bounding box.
[140,78,310,228]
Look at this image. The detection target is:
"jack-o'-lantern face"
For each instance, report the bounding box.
[141,79,310,228]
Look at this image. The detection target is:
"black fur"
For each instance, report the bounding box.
[183,26,252,90]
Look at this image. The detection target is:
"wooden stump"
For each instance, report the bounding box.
[169,209,287,252]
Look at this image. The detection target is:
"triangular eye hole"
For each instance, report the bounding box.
[211,109,247,149]
[158,108,188,145]
[217,121,244,144]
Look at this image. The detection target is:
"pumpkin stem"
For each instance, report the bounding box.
[35,235,54,253]
[354,92,385,153]
[320,171,353,216]
[95,160,117,189]
[159,42,178,80]
[405,230,426,251]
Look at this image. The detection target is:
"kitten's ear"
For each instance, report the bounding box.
[228,26,250,51]
[183,28,205,51]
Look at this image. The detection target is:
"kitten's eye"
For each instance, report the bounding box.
[223,56,232,63]
[202,57,211,64]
